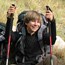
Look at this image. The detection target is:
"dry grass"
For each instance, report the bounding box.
[53,45,65,65]
[1,0,65,40]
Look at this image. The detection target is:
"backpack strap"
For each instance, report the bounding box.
[15,29,26,63]
[15,26,26,56]
[40,14,48,25]
[42,15,48,25]
[41,14,50,33]
[37,15,48,56]
[38,25,46,41]
[38,24,47,56]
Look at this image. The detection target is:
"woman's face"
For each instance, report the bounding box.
[25,19,41,34]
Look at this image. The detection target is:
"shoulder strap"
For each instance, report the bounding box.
[42,15,50,33]
[38,15,48,41]
[37,24,46,55]
[40,14,48,25]
[38,24,46,41]
[37,15,48,56]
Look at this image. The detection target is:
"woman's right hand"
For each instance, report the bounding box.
[7,4,16,17]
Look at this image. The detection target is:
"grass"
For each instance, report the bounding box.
[0,0,65,41]
[53,46,65,65]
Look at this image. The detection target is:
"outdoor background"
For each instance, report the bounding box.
[0,0,65,65]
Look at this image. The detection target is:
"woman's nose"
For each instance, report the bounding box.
[35,20,38,25]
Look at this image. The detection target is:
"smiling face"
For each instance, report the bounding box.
[24,11,42,35]
[25,19,41,34]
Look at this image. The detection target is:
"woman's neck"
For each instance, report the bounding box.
[26,28,35,35]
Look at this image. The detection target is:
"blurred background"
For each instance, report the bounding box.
[0,0,65,65]
[0,0,65,41]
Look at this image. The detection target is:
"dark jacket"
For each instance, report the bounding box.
[4,16,56,64]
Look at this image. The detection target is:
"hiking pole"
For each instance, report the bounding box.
[46,6,53,65]
[6,13,14,65]
[49,22,53,65]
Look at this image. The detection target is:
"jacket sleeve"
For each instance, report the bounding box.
[43,19,56,45]
[5,17,14,42]
[50,19,56,45]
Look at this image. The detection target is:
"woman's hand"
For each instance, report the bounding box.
[45,6,54,21]
[7,4,16,17]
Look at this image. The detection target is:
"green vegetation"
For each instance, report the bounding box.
[0,0,65,41]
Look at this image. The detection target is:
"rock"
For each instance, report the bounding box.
[53,36,65,59]
[53,36,65,50]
